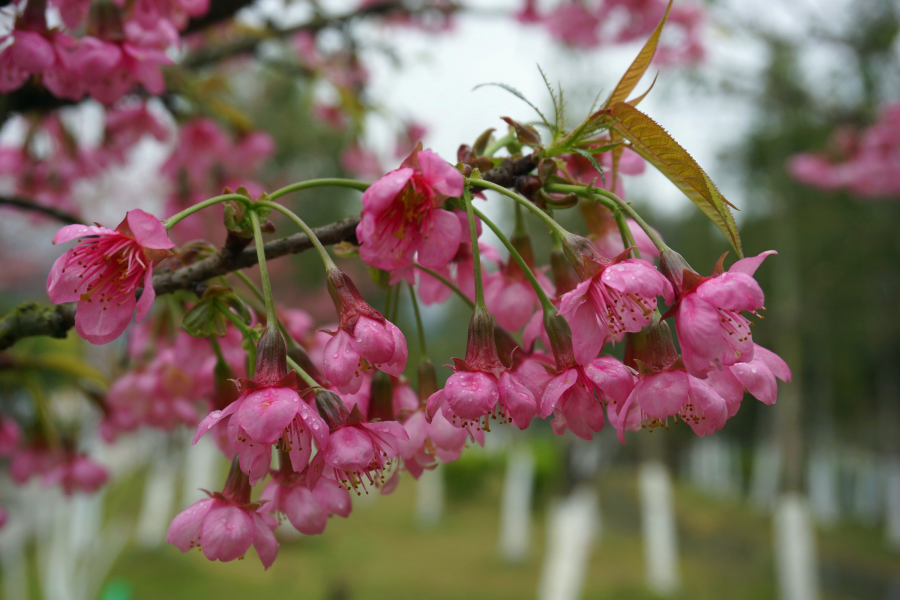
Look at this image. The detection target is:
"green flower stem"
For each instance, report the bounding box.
[546,182,670,254]
[407,282,428,360]
[469,205,556,315]
[219,306,317,388]
[286,356,319,389]
[249,209,278,328]
[466,177,569,241]
[513,201,526,237]
[219,308,257,377]
[163,193,252,230]
[256,201,337,271]
[232,270,266,306]
[209,335,227,365]
[463,189,487,308]
[267,178,369,201]
[482,132,516,158]
[412,264,475,309]
[614,209,642,260]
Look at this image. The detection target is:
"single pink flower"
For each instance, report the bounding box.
[167,459,278,569]
[426,309,541,430]
[47,209,175,345]
[194,328,329,484]
[613,316,731,443]
[322,269,407,394]
[545,3,600,48]
[614,369,729,442]
[534,357,636,440]
[314,391,409,494]
[705,343,792,416]
[661,249,776,378]
[558,235,673,365]
[261,461,351,535]
[43,453,109,495]
[484,235,554,332]
[356,144,464,271]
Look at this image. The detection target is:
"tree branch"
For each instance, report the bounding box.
[0,216,360,350]
[182,1,409,69]
[0,196,83,225]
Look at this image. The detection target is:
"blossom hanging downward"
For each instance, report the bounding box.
[167,458,278,569]
[323,269,407,394]
[356,143,464,271]
[193,327,329,484]
[426,307,541,431]
[660,250,776,378]
[314,390,409,495]
[47,209,174,344]
[559,234,673,365]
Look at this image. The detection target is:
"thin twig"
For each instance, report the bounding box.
[0,196,83,225]
[0,216,360,350]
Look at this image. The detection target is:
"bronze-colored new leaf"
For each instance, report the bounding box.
[603,102,743,256]
[603,0,672,108]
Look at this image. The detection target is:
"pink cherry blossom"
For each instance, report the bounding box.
[261,466,351,535]
[484,239,554,332]
[47,209,175,345]
[558,238,673,365]
[705,343,792,417]
[77,37,172,104]
[322,270,407,394]
[194,328,330,484]
[614,368,729,443]
[426,309,541,430]
[103,329,245,438]
[356,144,464,271]
[43,453,109,495]
[315,394,409,494]
[666,250,776,378]
[167,493,278,569]
[788,103,900,199]
[545,3,601,48]
[533,357,636,441]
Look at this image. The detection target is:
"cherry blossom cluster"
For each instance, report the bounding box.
[517,0,705,63]
[788,103,900,200]
[1,0,772,572]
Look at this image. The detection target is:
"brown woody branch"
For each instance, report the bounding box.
[0,216,360,350]
[0,196,83,225]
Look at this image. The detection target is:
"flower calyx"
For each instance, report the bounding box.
[326,268,385,334]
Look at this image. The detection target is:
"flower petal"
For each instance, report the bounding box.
[417,209,462,269]
[200,504,255,563]
[417,149,464,197]
[124,209,174,249]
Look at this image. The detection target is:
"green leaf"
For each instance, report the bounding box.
[604,0,672,108]
[572,148,607,188]
[603,102,743,256]
[474,82,551,130]
[182,301,228,338]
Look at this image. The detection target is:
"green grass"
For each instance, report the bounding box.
[93,466,900,600]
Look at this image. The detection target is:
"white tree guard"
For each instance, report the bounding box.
[415,465,444,529]
[537,485,599,600]
[639,461,681,596]
[498,445,535,562]
[774,494,820,600]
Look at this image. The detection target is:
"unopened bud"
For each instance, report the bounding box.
[253,325,288,387]
[463,306,505,373]
[221,456,252,504]
[544,312,575,369]
[561,233,610,280]
[314,389,350,431]
[624,314,679,372]
[659,250,700,297]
